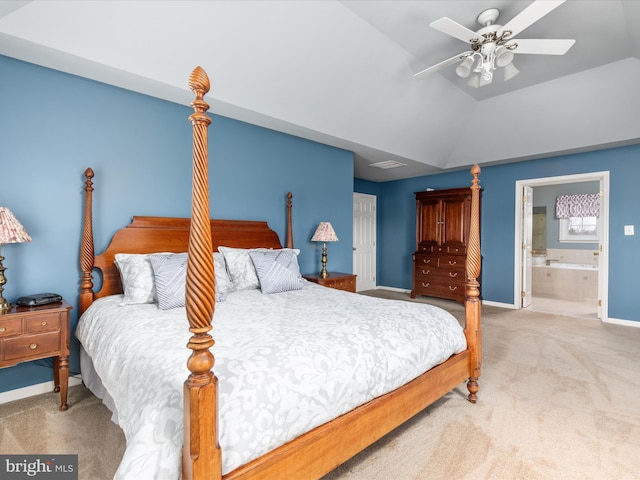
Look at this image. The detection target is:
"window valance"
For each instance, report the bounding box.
[555,193,599,218]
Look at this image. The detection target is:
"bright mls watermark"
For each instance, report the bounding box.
[0,455,77,479]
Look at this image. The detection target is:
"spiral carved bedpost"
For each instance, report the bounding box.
[286,192,294,249]
[465,164,482,403]
[183,67,221,480]
[79,168,95,315]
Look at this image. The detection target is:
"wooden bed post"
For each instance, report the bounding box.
[79,168,95,316]
[286,192,294,249]
[465,164,482,403]
[182,67,222,480]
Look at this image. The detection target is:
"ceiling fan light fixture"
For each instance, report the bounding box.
[503,61,520,81]
[467,72,481,88]
[481,60,494,81]
[495,46,514,67]
[455,55,475,78]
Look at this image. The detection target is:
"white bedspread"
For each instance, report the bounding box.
[75,282,466,479]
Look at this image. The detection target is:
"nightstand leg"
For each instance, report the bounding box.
[56,355,69,411]
[53,355,60,392]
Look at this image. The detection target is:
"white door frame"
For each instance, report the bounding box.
[513,171,609,320]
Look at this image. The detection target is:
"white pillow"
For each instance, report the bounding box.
[114,253,158,305]
[217,247,266,290]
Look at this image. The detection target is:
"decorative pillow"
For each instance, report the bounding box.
[149,253,189,310]
[218,246,266,290]
[114,253,158,305]
[219,246,301,291]
[213,252,235,296]
[248,249,304,294]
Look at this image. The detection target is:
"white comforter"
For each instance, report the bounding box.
[75,282,466,479]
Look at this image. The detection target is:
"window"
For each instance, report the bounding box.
[559,216,598,242]
[556,193,600,243]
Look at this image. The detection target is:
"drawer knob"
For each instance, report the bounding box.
[421,282,430,287]
[0,327,5,333]
[421,270,430,275]
[41,321,47,327]
[449,272,458,277]
[30,343,38,350]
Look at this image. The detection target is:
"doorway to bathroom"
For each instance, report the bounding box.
[514,171,609,321]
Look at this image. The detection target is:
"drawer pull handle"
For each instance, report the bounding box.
[448,260,457,265]
[0,327,5,332]
[449,272,458,277]
[422,259,431,264]
[41,321,47,327]
[449,286,458,291]
[421,282,430,287]
[421,270,430,275]
[30,343,38,350]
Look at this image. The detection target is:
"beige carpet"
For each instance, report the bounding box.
[1,291,639,480]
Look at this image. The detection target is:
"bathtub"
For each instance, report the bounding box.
[532,262,598,300]
[543,262,598,270]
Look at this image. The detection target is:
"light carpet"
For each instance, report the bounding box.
[1,291,639,480]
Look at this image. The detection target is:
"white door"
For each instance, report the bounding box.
[353,193,377,291]
[521,186,533,308]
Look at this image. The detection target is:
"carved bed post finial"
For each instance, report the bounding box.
[79,168,95,315]
[183,66,221,480]
[465,163,482,403]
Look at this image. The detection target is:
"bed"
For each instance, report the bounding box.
[76,67,482,480]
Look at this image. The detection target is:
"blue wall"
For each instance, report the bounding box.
[358,151,639,323]
[0,55,354,393]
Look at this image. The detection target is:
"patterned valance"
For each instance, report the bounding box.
[556,193,599,218]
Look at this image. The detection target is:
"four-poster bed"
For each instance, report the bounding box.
[76,67,482,480]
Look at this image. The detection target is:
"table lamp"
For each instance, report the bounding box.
[0,207,32,311]
[311,222,339,278]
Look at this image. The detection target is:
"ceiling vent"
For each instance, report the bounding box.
[369,160,407,169]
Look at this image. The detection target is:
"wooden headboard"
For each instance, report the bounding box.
[79,169,292,314]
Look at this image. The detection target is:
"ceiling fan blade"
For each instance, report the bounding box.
[430,17,479,43]
[499,0,566,38]
[413,52,471,80]
[510,39,575,55]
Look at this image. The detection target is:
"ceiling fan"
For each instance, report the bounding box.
[414,0,575,87]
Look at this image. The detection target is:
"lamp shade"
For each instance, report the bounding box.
[311,222,338,242]
[0,208,32,244]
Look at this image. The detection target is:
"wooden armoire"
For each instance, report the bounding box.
[411,187,478,302]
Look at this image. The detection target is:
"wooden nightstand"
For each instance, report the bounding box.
[0,300,72,411]
[303,272,357,293]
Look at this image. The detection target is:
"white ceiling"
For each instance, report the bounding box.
[1,0,639,182]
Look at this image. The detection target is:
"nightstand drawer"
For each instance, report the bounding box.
[0,318,22,337]
[25,313,62,333]
[3,331,61,363]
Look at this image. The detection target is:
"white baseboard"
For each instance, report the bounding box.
[482,300,518,309]
[372,285,409,293]
[0,376,83,405]
[604,317,640,328]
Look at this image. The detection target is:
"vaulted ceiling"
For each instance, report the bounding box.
[1,1,639,181]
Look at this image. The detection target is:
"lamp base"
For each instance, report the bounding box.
[0,299,10,312]
[319,242,329,278]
